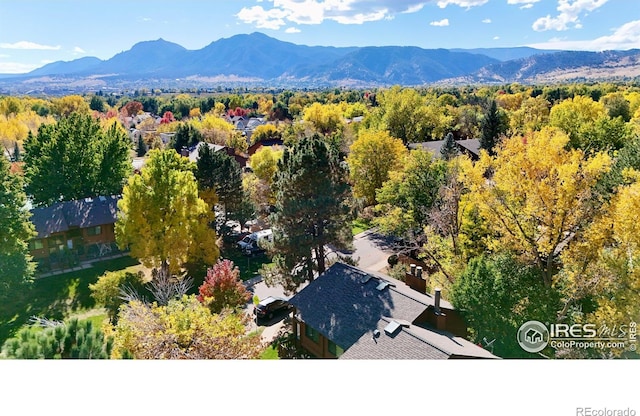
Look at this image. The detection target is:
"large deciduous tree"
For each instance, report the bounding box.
[346,129,407,206]
[23,114,131,206]
[115,149,218,275]
[374,149,448,237]
[0,155,35,300]
[460,127,611,285]
[268,135,352,292]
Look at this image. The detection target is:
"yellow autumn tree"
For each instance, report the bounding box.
[559,170,640,341]
[347,129,407,206]
[302,102,344,135]
[113,295,262,359]
[115,149,218,275]
[460,127,611,285]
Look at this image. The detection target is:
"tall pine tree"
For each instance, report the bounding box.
[267,134,352,293]
[480,100,504,156]
[440,132,458,161]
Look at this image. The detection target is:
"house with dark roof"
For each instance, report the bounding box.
[28,195,122,271]
[288,262,497,359]
[409,138,481,161]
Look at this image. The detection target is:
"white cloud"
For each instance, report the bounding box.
[482,18,491,23]
[528,19,640,50]
[521,3,534,9]
[0,62,39,74]
[285,26,301,33]
[236,1,435,28]
[236,6,289,29]
[0,41,61,50]
[493,36,500,40]
[507,0,540,4]
[533,0,609,32]
[73,46,86,54]
[436,0,488,9]
[430,18,450,26]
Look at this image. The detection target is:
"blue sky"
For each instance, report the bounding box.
[0,0,638,73]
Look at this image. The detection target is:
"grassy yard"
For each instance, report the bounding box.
[0,256,142,347]
[352,218,372,236]
[219,246,273,281]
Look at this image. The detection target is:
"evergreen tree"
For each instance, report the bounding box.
[440,132,458,161]
[267,134,352,293]
[136,134,147,157]
[1,318,113,359]
[195,144,243,230]
[169,123,203,153]
[0,155,35,301]
[480,100,504,156]
[12,141,20,162]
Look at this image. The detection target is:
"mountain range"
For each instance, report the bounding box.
[1,32,639,93]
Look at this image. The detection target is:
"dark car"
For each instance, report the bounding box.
[254,296,292,320]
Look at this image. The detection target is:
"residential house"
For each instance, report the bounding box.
[409,138,481,161]
[288,262,497,359]
[28,195,122,271]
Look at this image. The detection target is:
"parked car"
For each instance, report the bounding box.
[254,296,292,320]
[237,229,273,256]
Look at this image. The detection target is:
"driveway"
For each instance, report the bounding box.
[341,228,397,274]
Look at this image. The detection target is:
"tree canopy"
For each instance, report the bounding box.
[267,134,352,292]
[23,114,131,206]
[115,149,218,275]
[0,155,35,300]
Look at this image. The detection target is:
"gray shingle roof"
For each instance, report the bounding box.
[30,195,120,238]
[290,263,498,359]
[340,317,497,359]
[290,263,442,350]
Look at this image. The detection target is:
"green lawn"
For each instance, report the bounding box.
[219,246,273,281]
[0,256,141,347]
[260,344,279,359]
[352,218,372,236]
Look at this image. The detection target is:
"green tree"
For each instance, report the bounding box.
[169,123,203,153]
[346,129,407,206]
[268,135,352,292]
[195,144,243,229]
[89,95,105,113]
[0,155,35,301]
[89,270,146,324]
[23,114,131,206]
[440,132,458,161]
[136,134,147,157]
[377,86,428,144]
[479,100,506,156]
[115,149,218,275]
[450,254,559,358]
[1,318,113,359]
[374,149,448,237]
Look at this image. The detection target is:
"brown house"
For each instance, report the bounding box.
[288,262,498,359]
[29,195,121,271]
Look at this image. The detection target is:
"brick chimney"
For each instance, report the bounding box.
[405,263,427,294]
